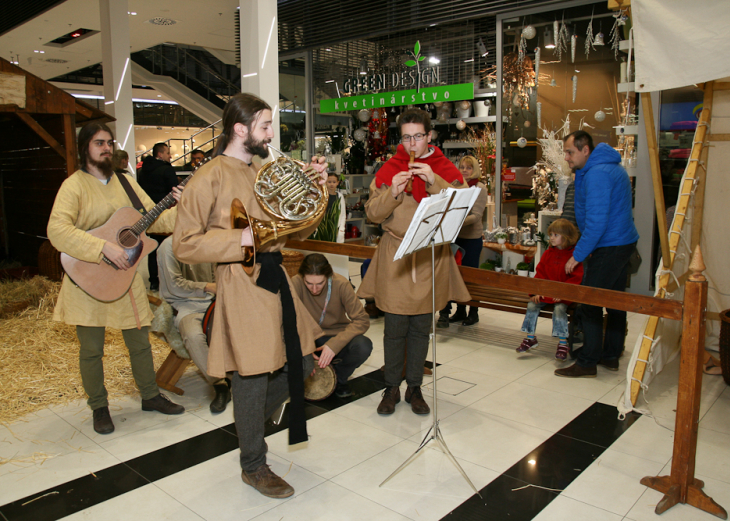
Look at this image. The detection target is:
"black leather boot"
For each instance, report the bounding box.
[449,305,468,323]
[462,307,479,326]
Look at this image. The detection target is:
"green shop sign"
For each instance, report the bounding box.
[319,83,475,114]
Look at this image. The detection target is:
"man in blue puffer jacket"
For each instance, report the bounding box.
[555,131,639,378]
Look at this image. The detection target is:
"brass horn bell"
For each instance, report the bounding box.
[231,149,327,275]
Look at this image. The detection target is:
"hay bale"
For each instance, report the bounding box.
[0,282,170,425]
[0,276,57,318]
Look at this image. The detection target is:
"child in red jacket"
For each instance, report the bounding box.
[516,219,584,360]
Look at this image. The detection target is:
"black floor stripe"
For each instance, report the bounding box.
[0,370,388,521]
[440,403,641,520]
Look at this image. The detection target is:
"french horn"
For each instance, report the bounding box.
[231,144,327,274]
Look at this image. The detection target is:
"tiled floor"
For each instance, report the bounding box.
[2,266,730,520]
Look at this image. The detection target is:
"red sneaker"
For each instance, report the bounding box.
[555,343,569,361]
[516,337,538,353]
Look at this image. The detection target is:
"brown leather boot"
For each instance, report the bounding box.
[377,386,400,415]
[241,464,295,498]
[405,386,430,415]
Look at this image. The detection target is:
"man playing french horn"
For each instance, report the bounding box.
[173,93,328,499]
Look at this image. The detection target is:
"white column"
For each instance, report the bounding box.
[99,0,137,175]
[239,0,280,151]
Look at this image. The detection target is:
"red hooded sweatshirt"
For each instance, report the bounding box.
[534,245,584,304]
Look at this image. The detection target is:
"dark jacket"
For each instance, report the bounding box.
[138,156,178,203]
[561,181,578,230]
[573,143,639,262]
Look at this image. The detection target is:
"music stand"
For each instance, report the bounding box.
[380,189,482,498]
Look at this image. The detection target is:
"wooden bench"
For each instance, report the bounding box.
[460,282,577,319]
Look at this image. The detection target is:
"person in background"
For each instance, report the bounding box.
[112,150,130,175]
[357,107,469,416]
[516,219,583,360]
[182,149,206,171]
[292,254,372,398]
[156,236,230,413]
[138,142,179,291]
[438,155,488,328]
[556,130,639,378]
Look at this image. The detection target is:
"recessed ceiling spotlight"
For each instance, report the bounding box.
[148,17,176,26]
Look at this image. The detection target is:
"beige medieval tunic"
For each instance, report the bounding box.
[357,176,471,315]
[172,155,322,379]
[47,170,177,329]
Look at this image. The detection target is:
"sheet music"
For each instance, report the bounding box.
[394,187,480,261]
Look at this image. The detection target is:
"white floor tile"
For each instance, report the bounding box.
[562,448,664,516]
[156,450,325,521]
[58,483,203,520]
[252,481,412,521]
[694,427,730,485]
[98,413,218,461]
[533,495,623,521]
[608,415,674,465]
[332,439,497,521]
[447,344,551,382]
[265,412,404,480]
[421,365,511,407]
[700,387,730,436]
[330,382,463,439]
[408,407,554,474]
[468,381,594,433]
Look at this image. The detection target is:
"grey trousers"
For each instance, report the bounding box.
[177,313,224,386]
[231,354,314,472]
[76,326,159,410]
[383,312,432,388]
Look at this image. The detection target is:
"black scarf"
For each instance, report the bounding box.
[256,251,308,445]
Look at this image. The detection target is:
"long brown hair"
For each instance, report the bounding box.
[298,253,333,278]
[213,93,271,157]
[78,122,114,169]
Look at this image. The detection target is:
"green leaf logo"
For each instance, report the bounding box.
[406,40,425,92]
[405,60,416,67]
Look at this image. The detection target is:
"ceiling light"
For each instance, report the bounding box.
[325,48,332,51]
[148,17,176,26]
[464,58,474,63]
[477,38,488,57]
[543,26,555,49]
[325,80,335,83]
[429,56,440,64]
[359,59,368,75]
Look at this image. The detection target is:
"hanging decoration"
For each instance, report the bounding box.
[609,9,629,59]
[553,20,560,55]
[465,126,497,192]
[585,9,595,58]
[365,108,389,162]
[522,25,536,40]
[517,136,528,148]
[550,78,557,87]
[524,120,531,128]
[456,119,467,131]
[594,25,605,46]
[572,75,578,103]
[357,109,371,122]
[537,102,542,128]
[554,17,570,61]
[532,118,572,208]
[534,47,541,87]
[571,34,577,63]
[482,52,535,117]
[594,110,606,122]
[518,25,536,66]
[353,128,367,142]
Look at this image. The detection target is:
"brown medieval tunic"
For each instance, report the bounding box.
[357,176,471,315]
[172,155,323,379]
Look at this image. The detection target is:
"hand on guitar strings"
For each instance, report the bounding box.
[312,345,335,369]
[308,155,329,186]
[102,241,131,270]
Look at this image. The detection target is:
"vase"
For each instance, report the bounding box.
[497,238,506,245]
[518,270,529,277]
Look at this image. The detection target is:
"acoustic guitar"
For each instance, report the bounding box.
[60,160,206,302]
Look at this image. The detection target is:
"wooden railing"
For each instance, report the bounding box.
[286,238,724,518]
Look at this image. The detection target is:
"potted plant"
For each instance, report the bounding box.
[516,262,530,277]
[495,232,508,245]
[479,261,495,271]
[493,255,503,272]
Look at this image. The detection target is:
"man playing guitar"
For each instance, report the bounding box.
[47,122,185,435]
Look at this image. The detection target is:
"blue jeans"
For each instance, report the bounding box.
[577,242,637,368]
[315,334,373,385]
[521,301,568,337]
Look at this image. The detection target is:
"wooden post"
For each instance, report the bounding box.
[691,82,714,253]
[640,247,727,519]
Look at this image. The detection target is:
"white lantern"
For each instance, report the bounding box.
[522,25,537,40]
[517,136,528,148]
[456,119,466,131]
[594,110,606,122]
[357,109,370,122]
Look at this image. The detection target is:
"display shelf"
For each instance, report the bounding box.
[615,125,639,135]
[442,142,474,149]
[618,82,635,93]
[483,241,537,255]
[474,88,498,98]
[432,115,497,125]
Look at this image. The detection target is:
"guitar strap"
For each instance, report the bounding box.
[115,173,147,215]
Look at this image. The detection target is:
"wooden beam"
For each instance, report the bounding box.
[641,92,671,268]
[713,82,730,91]
[708,133,730,142]
[691,82,714,253]
[15,112,67,160]
[287,239,682,321]
[62,113,77,177]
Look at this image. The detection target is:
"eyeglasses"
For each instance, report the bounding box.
[401,133,427,143]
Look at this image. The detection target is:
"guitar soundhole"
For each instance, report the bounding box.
[118,228,139,248]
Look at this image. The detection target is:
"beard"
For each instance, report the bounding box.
[89,155,114,179]
[244,134,270,160]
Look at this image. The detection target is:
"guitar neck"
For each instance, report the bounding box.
[130,159,206,235]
